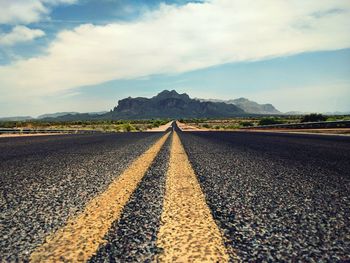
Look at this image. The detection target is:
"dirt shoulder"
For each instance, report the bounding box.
[176,121,210,132]
[176,122,350,136]
[0,133,64,138]
[240,128,350,136]
[146,121,174,132]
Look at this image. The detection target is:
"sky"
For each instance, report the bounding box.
[0,0,349,117]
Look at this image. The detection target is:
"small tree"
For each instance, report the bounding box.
[301,113,327,123]
[123,123,134,132]
[258,117,283,126]
[240,121,254,127]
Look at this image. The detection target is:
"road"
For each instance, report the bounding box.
[1,125,349,262]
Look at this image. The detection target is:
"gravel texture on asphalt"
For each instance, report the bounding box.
[0,132,164,261]
[156,132,229,262]
[178,131,350,262]
[89,134,171,263]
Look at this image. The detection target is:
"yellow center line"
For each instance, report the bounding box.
[30,132,170,262]
[156,131,230,262]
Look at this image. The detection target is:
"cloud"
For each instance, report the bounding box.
[0,0,77,25]
[0,0,350,98]
[0,25,45,46]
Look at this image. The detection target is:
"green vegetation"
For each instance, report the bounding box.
[327,116,350,121]
[240,121,254,127]
[258,117,284,126]
[179,118,208,124]
[1,114,348,132]
[177,114,350,130]
[301,113,327,123]
[0,119,170,132]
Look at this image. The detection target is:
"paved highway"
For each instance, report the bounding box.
[178,130,350,261]
[1,126,349,261]
[0,132,166,261]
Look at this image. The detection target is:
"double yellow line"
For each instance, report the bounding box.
[31,131,231,262]
[156,132,228,262]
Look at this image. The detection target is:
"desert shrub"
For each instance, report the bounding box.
[0,121,16,128]
[301,113,327,123]
[258,117,283,126]
[240,121,254,127]
[224,125,235,129]
[123,123,132,132]
[152,120,161,127]
[122,123,136,132]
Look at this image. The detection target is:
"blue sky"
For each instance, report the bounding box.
[0,0,202,64]
[0,0,349,117]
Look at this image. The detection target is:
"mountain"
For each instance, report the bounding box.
[39,112,107,121]
[89,111,108,115]
[0,116,33,121]
[105,90,245,119]
[38,111,108,119]
[1,90,285,121]
[323,111,350,115]
[284,111,307,115]
[228,98,280,114]
[198,97,280,114]
[37,112,79,119]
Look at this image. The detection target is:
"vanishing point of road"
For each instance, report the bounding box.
[1,122,349,262]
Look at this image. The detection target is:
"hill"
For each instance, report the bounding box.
[198,97,280,114]
[228,98,280,114]
[38,111,108,120]
[0,116,33,121]
[37,112,79,119]
[1,91,286,121]
[105,90,245,119]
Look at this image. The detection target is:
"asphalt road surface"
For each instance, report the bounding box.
[1,126,349,262]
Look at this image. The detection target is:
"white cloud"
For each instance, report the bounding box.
[0,0,350,98]
[0,25,45,46]
[0,0,77,25]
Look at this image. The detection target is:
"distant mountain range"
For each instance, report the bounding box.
[1,90,348,121]
[0,116,33,121]
[0,111,108,121]
[37,111,108,119]
[198,97,280,114]
[37,112,80,119]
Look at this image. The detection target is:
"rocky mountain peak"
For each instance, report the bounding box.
[153,90,190,101]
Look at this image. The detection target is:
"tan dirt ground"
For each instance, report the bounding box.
[0,133,63,138]
[176,121,210,132]
[176,122,350,136]
[239,128,350,136]
[146,121,174,132]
